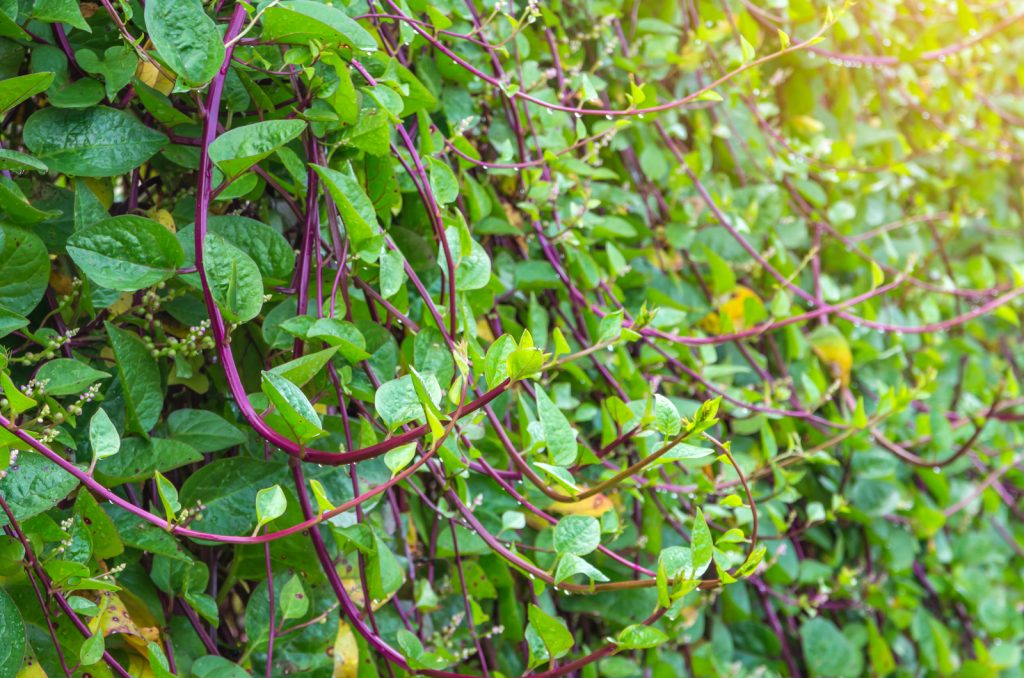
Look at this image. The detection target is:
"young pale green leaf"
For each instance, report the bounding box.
[526,605,574,660]
[67,216,185,291]
[79,631,105,665]
[154,471,180,525]
[253,485,287,535]
[691,508,713,578]
[379,250,407,299]
[384,442,417,476]
[307,318,370,363]
[89,409,120,461]
[616,624,669,650]
[209,119,307,179]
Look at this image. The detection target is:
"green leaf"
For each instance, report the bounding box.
[210,119,307,180]
[705,246,736,296]
[89,408,120,461]
[67,215,184,291]
[313,163,379,256]
[536,388,578,466]
[279,575,309,621]
[253,484,287,535]
[554,553,609,584]
[553,515,600,556]
[95,437,202,484]
[180,215,295,283]
[155,471,181,524]
[427,156,458,205]
[76,46,136,100]
[23,106,168,177]
[384,442,417,476]
[801,617,855,676]
[261,370,325,443]
[374,373,442,429]
[0,452,78,527]
[35,359,110,396]
[616,624,669,650]
[180,458,286,536]
[79,631,105,666]
[0,149,48,173]
[307,318,370,363]
[0,72,56,112]
[166,409,246,453]
[262,0,378,52]
[145,0,225,85]
[379,250,407,299]
[203,231,264,323]
[269,346,338,387]
[106,322,164,436]
[484,335,516,388]
[653,394,681,436]
[0,226,49,315]
[527,604,574,660]
[691,508,713,578]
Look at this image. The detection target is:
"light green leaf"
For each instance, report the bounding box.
[209,119,307,179]
[253,484,287,535]
[536,388,578,466]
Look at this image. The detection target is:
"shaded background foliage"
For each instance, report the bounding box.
[0,0,1022,676]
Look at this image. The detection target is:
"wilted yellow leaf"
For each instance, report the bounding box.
[701,286,761,334]
[810,325,853,386]
[149,209,176,233]
[88,591,161,657]
[332,620,359,678]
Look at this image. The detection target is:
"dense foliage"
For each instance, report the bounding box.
[0,0,1022,676]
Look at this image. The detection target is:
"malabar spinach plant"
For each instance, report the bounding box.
[0,0,1022,676]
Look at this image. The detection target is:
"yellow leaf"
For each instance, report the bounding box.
[136,60,174,95]
[149,209,176,233]
[83,178,113,208]
[16,655,47,678]
[809,326,853,386]
[548,492,616,518]
[701,286,761,334]
[332,620,360,678]
[88,591,162,657]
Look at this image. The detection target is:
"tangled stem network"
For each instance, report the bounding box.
[0,0,1023,676]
